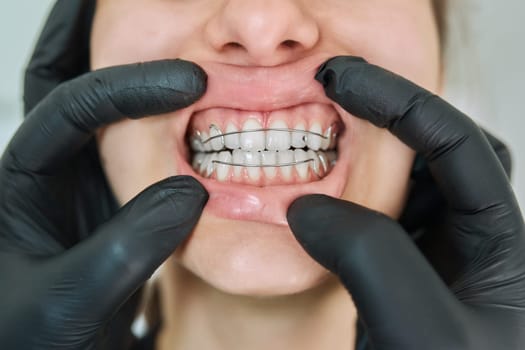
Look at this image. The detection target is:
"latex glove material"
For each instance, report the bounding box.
[288,56,525,349]
[0,59,208,349]
[399,132,513,287]
[20,1,142,347]
[400,129,512,237]
[15,1,197,348]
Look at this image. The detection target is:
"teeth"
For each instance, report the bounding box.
[191,132,205,152]
[232,149,244,178]
[192,149,335,182]
[291,123,306,149]
[307,122,323,151]
[266,120,291,151]
[329,129,338,150]
[206,153,218,177]
[326,151,338,166]
[306,150,322,177]
[200,131,213,152]
[261,151,277,179]
[317,151,329,173]
[244,151,261,181]
[241,119,265,151]
[209,125,224,151]
[190,118,340,183]
[225,123,240,150]
[192,152,206,170]
[191,120,338,153]
[321,125,332,151]
[277,150,294,181]
[216,151,232,181]
[294,149,309,180]
[199,153,210,175]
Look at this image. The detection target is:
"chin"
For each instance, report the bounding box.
[175,214,332,297]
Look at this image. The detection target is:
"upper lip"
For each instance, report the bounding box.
[190,53,335,113]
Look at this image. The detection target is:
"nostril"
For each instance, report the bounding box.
[224,40,298,51]
[282,40,299,49]
[224,42,244,51]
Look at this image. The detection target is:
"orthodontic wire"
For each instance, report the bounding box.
[198,127,332,145]
[196,152,334,171]
[208,157,333,178]
[211,158,316,168]
[192,125,337,174]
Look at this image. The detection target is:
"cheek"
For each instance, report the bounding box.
[341,119,415,219]
[96,116,178,205]
[90,0,207,69]
[317,1,440,91]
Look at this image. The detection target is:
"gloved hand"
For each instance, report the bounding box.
[288,56,525,349]
[0,35,208,350]
[1,1,204,349]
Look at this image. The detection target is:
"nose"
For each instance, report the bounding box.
[205,0,320,66]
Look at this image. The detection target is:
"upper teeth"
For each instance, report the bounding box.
[190,118,338,153]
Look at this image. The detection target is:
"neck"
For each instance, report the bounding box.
[156,257,357,350]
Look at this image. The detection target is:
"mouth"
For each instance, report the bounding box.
[174,57,354,226]
[187,103,342,186]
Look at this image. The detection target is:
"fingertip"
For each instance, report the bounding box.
[164,175,209,204]
[155,60,208,110]
[287,194,346,249]
[314,56,368,86]
[170,59,208,99]
[92,59,208,119]
[149,176,209,211]
[287,194,334,222]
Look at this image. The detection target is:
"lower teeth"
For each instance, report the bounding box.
[191,149,337,182]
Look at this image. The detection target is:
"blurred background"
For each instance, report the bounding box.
[0,1,523,208]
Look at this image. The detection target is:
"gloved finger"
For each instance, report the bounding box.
[6,59,206,174]
[315,57,522,234]
[400,128,513,236]
[24,0,95,114]
[288,195,466,349]
[49,176,207,327]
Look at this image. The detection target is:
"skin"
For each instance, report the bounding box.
[91,0,441,349]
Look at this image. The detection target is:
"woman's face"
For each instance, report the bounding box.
[91,0,440,296]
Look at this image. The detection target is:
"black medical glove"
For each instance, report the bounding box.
[400,129,512,238]
[5,1,200,349]
[0,58,208,349]
[288,56,525,349]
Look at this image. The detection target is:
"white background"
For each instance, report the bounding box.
[0,1,523,209]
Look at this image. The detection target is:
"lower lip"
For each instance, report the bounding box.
[176,142,351,227]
